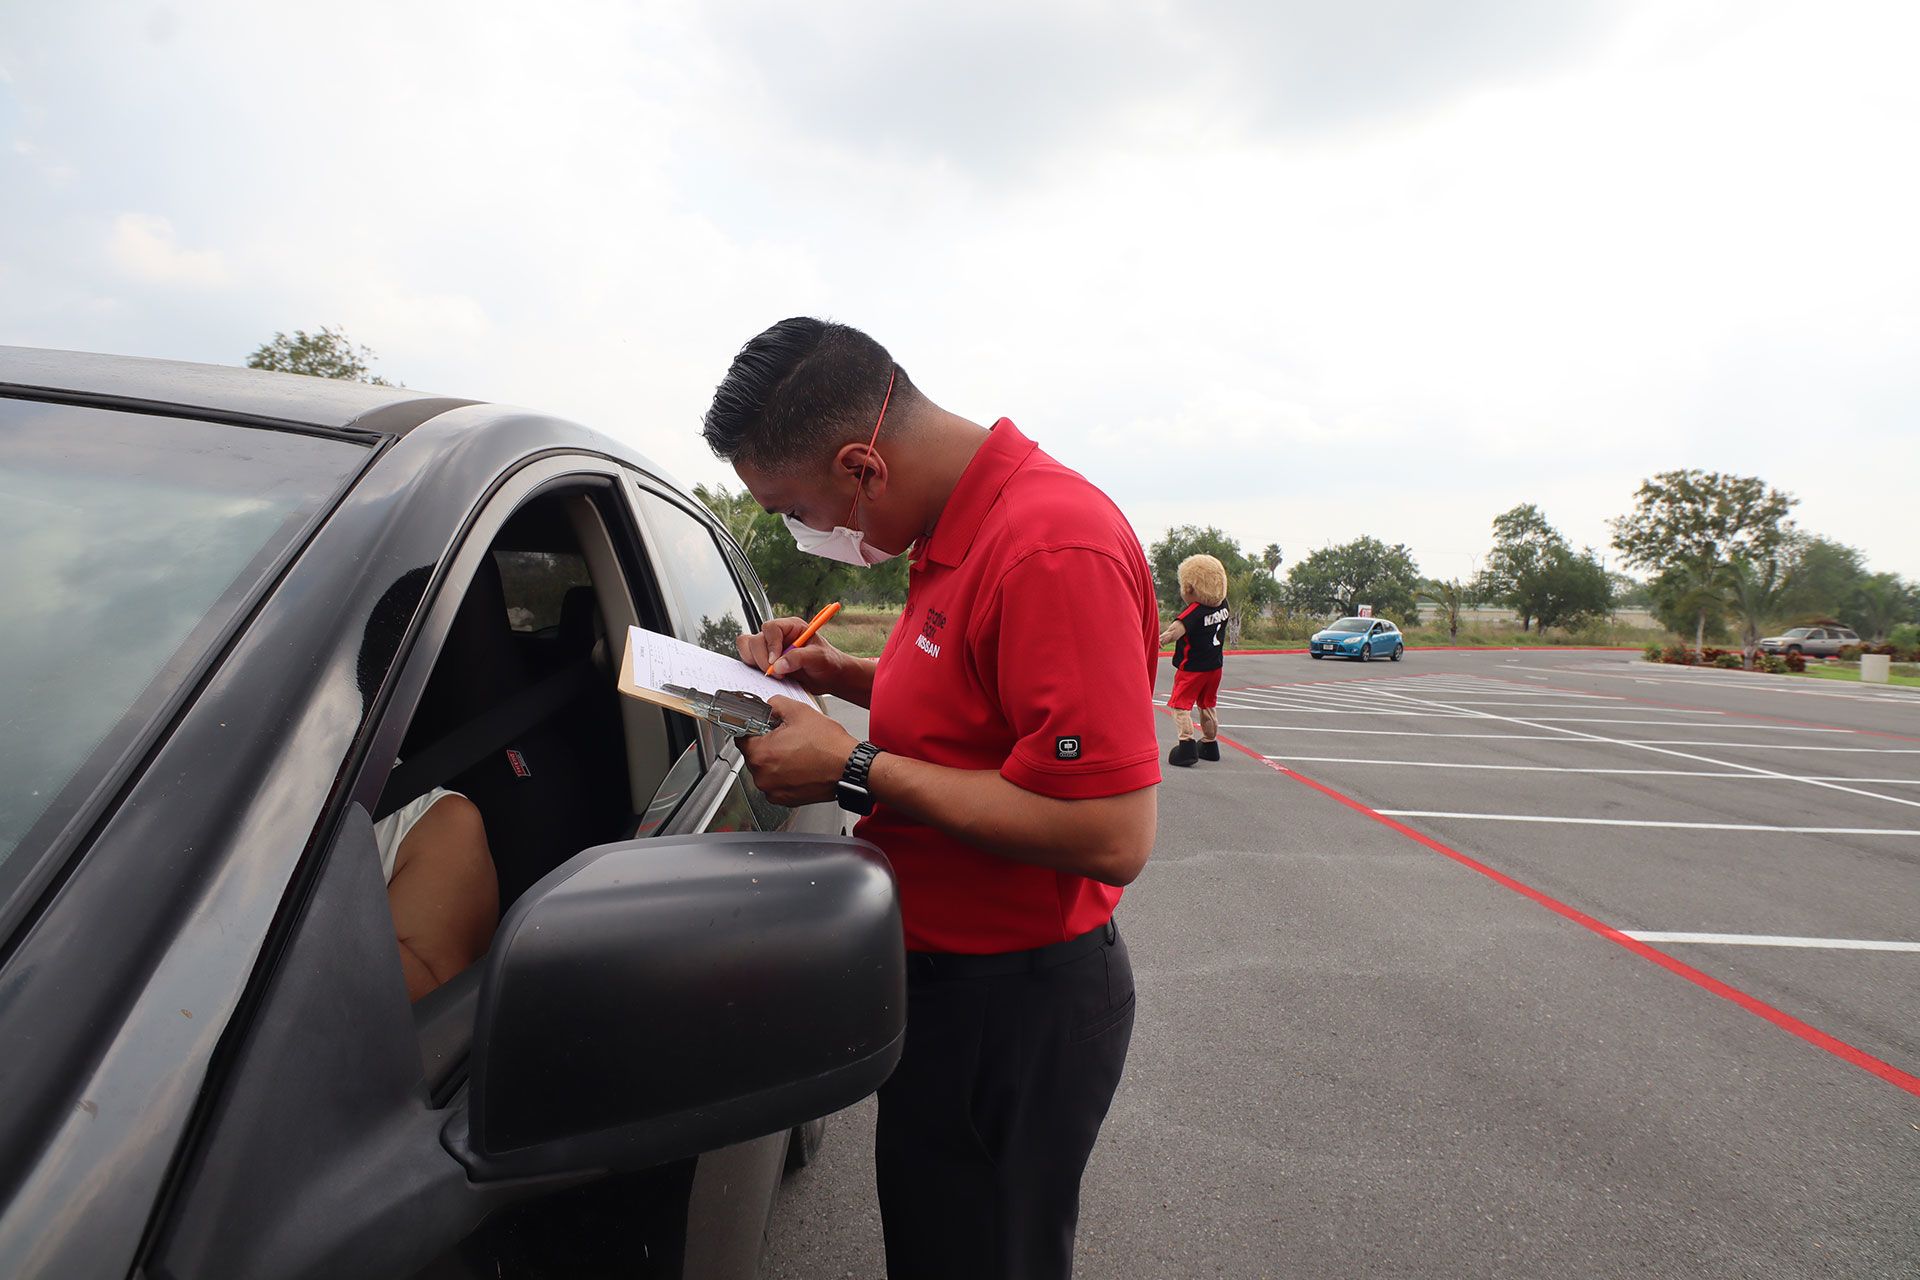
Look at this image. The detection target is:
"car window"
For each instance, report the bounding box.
[704,759,794,833]
[632,740,706,839]
[494,548,592,632]
[0,400,364,905]
[1329,619,1368,633]
[631,488,758,654]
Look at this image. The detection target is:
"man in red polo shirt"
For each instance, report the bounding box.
[701,318,1160,1279]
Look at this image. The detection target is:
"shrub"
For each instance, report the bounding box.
[1784,651,1806,672]
[1758,653,1789,674]
[1643,642,1663,662]
[1660,644,1692,665]
[1713,652,1743,669]
[1838,644,1864,661]
[1889,622,1920,654]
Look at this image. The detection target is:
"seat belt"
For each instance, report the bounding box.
[375,655,602,821]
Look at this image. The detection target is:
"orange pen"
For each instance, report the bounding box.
[767,601,843,675]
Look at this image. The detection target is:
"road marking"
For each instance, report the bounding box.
[1622,932,1920,952]
[1567,666,1920,707]
[1374,810,1920,835]
[1218,725,1569,740]
[1519,718,1847,731]
[1197,723,1920,1099]
[1625,742,1920,753]
[1261,756,1771,777]
[1360,684,1920,813]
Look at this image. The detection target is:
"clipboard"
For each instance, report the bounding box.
[617,625,807,737]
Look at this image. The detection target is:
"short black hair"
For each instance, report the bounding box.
[701,318,912,472]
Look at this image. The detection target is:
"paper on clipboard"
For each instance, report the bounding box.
[617,625,807,732]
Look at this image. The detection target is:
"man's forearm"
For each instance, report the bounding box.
[866,753,1155,887]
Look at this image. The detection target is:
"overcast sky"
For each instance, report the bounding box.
[4,1,1915,580]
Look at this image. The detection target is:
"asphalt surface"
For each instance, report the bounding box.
[767,651,1919,1278]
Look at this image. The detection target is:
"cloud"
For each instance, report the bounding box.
[106,213,229,287]
[695,0,1614,178]
[0,0,1915,584]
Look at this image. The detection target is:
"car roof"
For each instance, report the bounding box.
[0,345,472,440]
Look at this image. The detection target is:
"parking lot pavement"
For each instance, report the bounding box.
[767,653,1920,1278]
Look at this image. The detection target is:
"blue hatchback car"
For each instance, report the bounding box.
[1309,617,1405,661]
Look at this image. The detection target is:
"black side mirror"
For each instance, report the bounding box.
[450,832,903,1181]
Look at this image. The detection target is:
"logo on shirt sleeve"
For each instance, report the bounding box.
[1055,736,1082,761]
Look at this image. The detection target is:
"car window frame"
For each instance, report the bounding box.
[346,457,687,833]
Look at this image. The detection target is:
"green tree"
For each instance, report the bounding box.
[1849,572,1919,642]
[1609,573,1653,610]
[1722,546,1797,661]
[692,482,766,557]
[1647,563,1733,642]
[246,326,395,384]
[1259,543,1284,575]
[1774,536,1867,622]
[1476,503,1570,632]
[1147,526,1267,615]
[1285,537,1420,621]
[1533,547,1613,631]
[694,481,853,615]
[1609,470,1796,652]
[1420,578,1473,641]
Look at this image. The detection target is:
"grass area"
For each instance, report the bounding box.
[1788,663,1920,689]
[818,609,899,658]
[813,607,1667,659]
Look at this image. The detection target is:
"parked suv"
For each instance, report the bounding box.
[0,348,905,1279]
[1756,625,1860,657]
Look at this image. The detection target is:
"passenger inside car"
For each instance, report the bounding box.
[373,786,499,1000]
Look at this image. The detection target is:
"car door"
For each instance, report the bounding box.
[144,451,883,1280]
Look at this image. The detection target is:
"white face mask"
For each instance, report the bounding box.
[783,512,902,566]
[781,370,902,567]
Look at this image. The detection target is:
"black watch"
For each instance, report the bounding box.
[837,741,883,815]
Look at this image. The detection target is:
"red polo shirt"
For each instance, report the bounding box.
[858,419,1161,954]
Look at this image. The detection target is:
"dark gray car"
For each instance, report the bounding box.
[0,348,906,1280]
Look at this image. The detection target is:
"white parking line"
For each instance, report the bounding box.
[1359,682,1920,814]
[1261,756,1767,777]
[1519,719,1849,731]
[1620,931,1920,952]
[1567,665,1920,706]
[1218,725,1567,740]
[1624,742,1920,753]
[1374,810,1920,835]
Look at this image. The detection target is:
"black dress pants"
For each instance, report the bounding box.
[875,925,1135,1280]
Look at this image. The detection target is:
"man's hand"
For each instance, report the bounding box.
[738,695,859,806]
[736,617,868,700]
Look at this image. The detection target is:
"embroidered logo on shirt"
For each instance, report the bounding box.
[915,606,948,658]
[1055,736,1082,761]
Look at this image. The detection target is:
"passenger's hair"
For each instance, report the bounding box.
[1178,554,1230,607]
[701,318,914,472]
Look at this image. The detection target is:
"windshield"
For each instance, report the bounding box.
[1327,619,1370,633]
[1781,627,1812,638]
[0,398,366,899]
